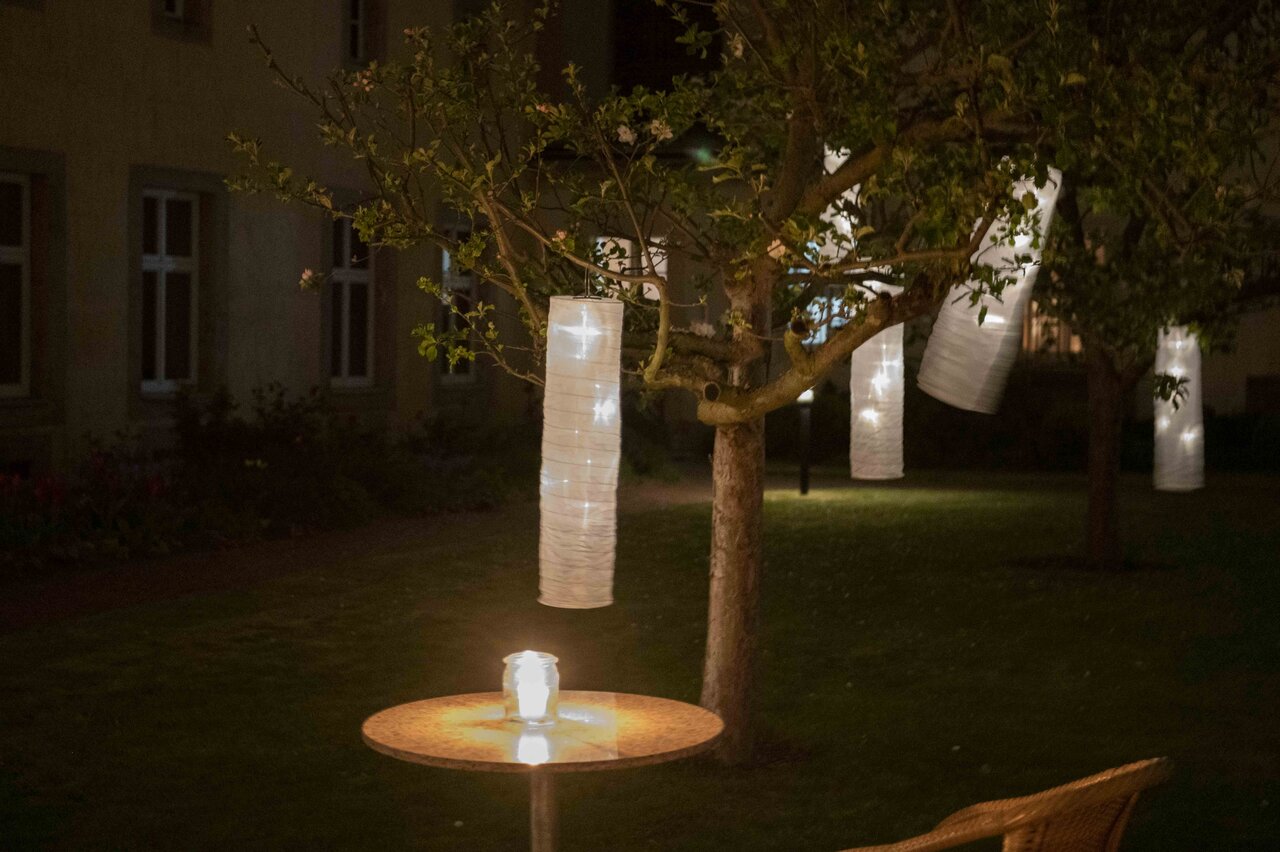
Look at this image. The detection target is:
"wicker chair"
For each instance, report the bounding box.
[841,757,1172,852]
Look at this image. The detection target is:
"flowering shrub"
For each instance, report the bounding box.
[1,440,184,569]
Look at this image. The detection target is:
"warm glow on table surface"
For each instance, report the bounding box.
[361,691,723,773]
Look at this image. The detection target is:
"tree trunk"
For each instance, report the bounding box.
[700,418,765,765]
[1085,345,1128,571]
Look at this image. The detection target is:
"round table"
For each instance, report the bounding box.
[362,690,723,851]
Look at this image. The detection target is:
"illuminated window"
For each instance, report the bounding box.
[439,233,476,384]
[1022,299,1081,356]
[804,284,855,346]
[141,190,198,393]
[330,219,374,386]
[594,235,665,299]
[0,174,30,397]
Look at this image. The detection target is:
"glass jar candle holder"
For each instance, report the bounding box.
[503,650,560,726]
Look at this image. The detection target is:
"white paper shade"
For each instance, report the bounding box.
[538,296,624,608]
[917,168,1062,414]
[850,322,905,479]
[1153,326,1204,492]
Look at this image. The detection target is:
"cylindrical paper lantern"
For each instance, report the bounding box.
[850,322,905,479]
[917,168,1062,414]
[538,296,624,608]
[1153,326,1204,492]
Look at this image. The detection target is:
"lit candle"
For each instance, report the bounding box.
[503,650,560,726]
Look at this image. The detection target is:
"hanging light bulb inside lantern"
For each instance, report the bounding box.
[503,650,560,726]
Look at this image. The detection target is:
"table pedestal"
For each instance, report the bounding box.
[530,770,556,852]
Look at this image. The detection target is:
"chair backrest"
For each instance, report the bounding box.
[842,758,1172,852]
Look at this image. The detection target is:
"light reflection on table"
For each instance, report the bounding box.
[361,690,721,774]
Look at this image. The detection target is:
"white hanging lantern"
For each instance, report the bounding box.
[1153,326,1204,492]
[917,168,1062,414]
[538,296,624,608]
[850,322,905,479]
[817,148,907,480]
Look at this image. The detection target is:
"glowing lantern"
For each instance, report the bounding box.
[503,650,560,726]
[1154,326,1204,491]
[917,168,1062,413]
[538,296,623,608]
[850,322,905,479]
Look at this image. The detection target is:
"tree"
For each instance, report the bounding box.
[1031,0,1279,570]
[229,0,1274,761]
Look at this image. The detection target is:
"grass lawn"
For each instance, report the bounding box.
[1,471,1278,850]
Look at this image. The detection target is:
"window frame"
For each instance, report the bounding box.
[140,188,200,395]
[329,218,375,389]
[0,173,31,398]
[1022,298,1082,357]
[438,234,478,386]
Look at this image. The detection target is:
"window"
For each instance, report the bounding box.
[1022,299,1082,356]
[595,235,665,300]
[140,190,199,392]
[439,235,476,384]
[330,218,373,387]
[346,0,367,62]
[0,174,30,397]
[162,0,184,19]
[342,0,384,65]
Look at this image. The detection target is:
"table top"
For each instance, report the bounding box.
[361,690,723,774]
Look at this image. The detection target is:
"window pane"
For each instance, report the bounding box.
[0,182,22,248]
[0,264,21,385]
[165,272,192,380]
[165,198,194,257]
[332,219,346,269]
[142,271,158,381]
[350,226,369,269]
[348,282,369,377]
[330,284,345,377]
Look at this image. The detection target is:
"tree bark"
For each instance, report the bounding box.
[700,418,765,765]
[1085,344,1131,571]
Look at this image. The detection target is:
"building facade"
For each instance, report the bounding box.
[2,1,1276,477]
[0,0,541,475]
